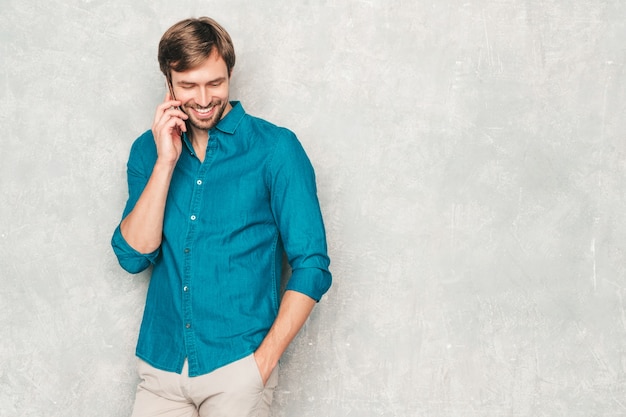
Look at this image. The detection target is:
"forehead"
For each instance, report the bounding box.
[171,50,229,82]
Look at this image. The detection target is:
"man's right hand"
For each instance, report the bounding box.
[152,93,188,165]
[119,93,189,253]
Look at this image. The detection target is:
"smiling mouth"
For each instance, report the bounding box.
[194,105,214,115]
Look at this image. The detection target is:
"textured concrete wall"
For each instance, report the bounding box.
[1,1,625,416]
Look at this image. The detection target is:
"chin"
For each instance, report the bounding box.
[187,104,226,131]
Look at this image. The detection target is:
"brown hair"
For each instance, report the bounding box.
[158,17,236,82]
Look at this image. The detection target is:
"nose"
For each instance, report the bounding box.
[197,88,210,107]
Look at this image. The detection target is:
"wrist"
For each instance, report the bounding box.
[154,156,178,170]
[253,349,278,385]
[254,347,279,372]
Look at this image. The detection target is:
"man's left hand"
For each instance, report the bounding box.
[253,351,275,386]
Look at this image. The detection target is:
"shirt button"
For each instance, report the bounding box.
[196,179,202,185]
[186,323,191,329]
[184,248,190,253]
[190,215,197,221]
[183,286,189,292]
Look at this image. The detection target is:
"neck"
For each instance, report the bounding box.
[189,125,209,145]
[188,127,209,162]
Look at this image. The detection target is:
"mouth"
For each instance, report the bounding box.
[191,104,216,118]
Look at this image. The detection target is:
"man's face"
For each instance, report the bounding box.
[169,49,232,134]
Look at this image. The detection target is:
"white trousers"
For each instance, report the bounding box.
[130,354,278,417]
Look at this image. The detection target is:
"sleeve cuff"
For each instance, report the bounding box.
[111,225,159,274]
[284,267,332,302]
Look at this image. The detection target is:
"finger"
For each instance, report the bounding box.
[157,100,183,114]
[163,108,188,124]
[153,106,187,127]
[173,116,187,133]
[164,92,181,107]
[158,112,187,136]
[167,119,186,139]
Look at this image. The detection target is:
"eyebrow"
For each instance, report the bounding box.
[176,77,226,86]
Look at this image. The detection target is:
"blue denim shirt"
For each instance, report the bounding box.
[111,102,331,376]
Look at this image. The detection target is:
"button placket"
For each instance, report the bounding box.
[181,143,216,375]
[183,174,203,353]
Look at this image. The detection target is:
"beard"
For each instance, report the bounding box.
[183,99,228,132]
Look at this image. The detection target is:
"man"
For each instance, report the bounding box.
[111,17,332,417]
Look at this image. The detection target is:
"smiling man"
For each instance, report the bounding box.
[111,17,332,417]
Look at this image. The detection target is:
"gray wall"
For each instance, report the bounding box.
[1,1,625,416]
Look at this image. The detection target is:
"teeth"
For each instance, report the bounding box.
[196,105,213,114]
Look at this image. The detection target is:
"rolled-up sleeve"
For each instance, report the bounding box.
[111,225,159,273]
[111,131,160,274]
[268,130,332,301]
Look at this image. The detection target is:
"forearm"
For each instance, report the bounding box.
[254,290,316,382]
[120,160,176,253]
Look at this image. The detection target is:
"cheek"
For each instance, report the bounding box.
[174,91,195,105]
[217,84,230,99]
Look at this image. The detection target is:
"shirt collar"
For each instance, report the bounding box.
[181,101,244,153]
[213,101,245,135]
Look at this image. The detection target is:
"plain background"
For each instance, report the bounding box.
[1,1,626,416]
